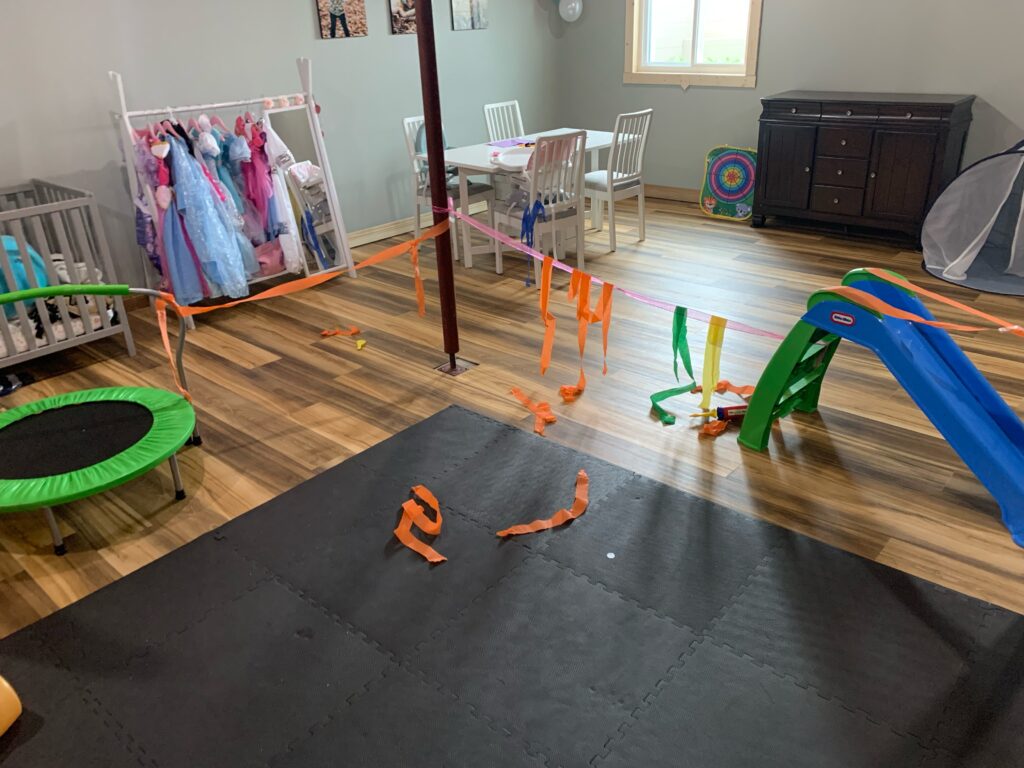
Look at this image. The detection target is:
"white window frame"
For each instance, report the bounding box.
[625,0,763,89]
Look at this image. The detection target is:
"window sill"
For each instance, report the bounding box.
[624,70,757,89]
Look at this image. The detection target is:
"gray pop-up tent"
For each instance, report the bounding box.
[923,140,1024,295]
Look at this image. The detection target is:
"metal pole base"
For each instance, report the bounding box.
[42,507,66,556]
[169,454,186,501]
[434,357,475,377]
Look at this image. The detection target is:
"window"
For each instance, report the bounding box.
[625,0,763,88]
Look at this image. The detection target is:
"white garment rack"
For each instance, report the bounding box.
[109,58,356,295]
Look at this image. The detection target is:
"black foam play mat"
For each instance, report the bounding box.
[2,406,1023,767]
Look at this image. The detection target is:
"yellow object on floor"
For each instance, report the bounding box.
[356,339,367,351]
[0,674,22,736]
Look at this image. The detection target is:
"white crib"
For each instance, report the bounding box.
[0,180,134,368]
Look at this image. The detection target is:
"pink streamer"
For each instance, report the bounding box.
[441,201,784,340]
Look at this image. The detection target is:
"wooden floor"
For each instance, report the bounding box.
[2,199,1023,638]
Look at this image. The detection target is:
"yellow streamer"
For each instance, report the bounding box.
[699,316,727,411]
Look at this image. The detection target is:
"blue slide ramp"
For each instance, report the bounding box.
[799,273,1024,546]
[739,267,1024,546]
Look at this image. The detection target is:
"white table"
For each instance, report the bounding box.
[434,128,615,268]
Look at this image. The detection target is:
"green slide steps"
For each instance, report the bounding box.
[736,321,841,451]
[737,269,916,452]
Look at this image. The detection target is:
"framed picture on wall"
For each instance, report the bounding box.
[451,0,488,31]
[389,0,416,34]
[316,0,368,38]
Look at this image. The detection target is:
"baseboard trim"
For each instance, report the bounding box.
[348,201,491,246]
[645,185,700,203]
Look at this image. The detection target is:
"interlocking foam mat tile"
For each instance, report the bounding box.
[1,405,1022,767]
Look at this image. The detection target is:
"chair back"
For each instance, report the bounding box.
[527,131,587,218]
[402,115,427,189]
[484,100,525,143]
[608,108,654,186]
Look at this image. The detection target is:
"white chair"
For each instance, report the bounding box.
[585,108,654,252]
[494,131,587,283]
[484,100,525,143]
[402,115,496,267]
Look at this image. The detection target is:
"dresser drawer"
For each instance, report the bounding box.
[811,185,864,216]
[765,100,822,120]
[878,105,943,121]
[822,103,878,120]
[817,127,873,158]
[813,157,868,188]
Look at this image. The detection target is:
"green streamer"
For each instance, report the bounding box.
[650,307,696,426]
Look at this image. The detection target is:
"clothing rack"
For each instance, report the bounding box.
[109,58,356,299]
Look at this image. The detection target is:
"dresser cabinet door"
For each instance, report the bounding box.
[864,130,938,221]
[757,124,817,210]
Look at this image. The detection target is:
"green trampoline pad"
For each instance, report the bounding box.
[0,387,195,513]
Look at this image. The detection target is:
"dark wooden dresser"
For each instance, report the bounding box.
[751,91,974,238]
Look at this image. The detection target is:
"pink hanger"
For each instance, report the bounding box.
[159,120,181,139]
[211,115,230,132]
[188,117,201,132]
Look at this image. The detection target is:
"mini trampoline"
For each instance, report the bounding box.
[0,387,194,554]
[0,284,199,555]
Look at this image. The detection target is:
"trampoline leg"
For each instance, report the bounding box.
[169,454,186,501]
[42,507,66,556]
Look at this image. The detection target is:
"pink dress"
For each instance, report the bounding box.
[243,130,274,232]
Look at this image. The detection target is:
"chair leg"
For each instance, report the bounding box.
[414,201,422,238]
[577,216,586,272]
[491,202,502,274]
[608,198,617,252]
[449,213,461,264]
[592,196,604,231]
[169,454,186,501]
[638,188,647,242]
[533,235,543,287]
[42,507,65,556]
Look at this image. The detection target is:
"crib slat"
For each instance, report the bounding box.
[28,215,76,343]
[68,206,111,330]
[85,197,132,350]
[8,219,56,347]
[50,211,94,334]
[0,236,37,352]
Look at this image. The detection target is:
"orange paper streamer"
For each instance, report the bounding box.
[321,326,361,337]
[496,470,590,538]
[393,484,447,563]
[560,272,614,402]
[864,268,1024,337]
[510,388,558,435]
[151,221,449,400]
[700,420,731,437]
[539,256,557,374]
[693,380,756,398]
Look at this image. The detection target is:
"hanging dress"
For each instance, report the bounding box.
[167,136,250,298]
[264,125,305,273]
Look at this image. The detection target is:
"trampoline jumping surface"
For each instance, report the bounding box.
[1,406,1022,767]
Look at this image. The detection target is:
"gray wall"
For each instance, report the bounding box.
[3,0,1022,284]
[551,0,1024,192]
[0,0,563,284]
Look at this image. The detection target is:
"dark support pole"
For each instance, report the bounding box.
[416,0,460,372]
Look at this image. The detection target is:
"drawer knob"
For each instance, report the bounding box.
[833,198,840,205]
[836,169,844,176]
[791,107,797,114]
[804,166,810,173]
[845,109,853,116]
[870,172,877,179]
[906,112,913,118]
[840,139,848,146]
